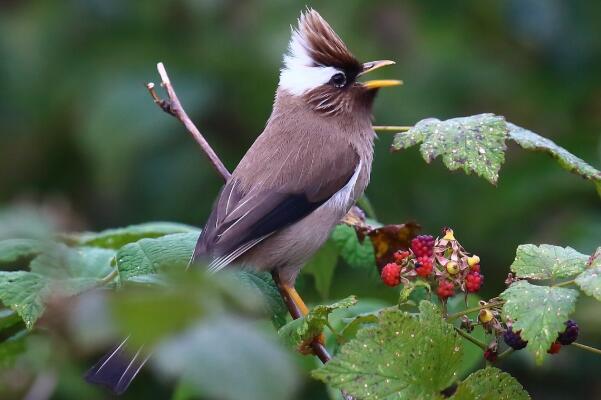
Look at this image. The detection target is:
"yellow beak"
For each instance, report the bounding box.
[359,60,402,90]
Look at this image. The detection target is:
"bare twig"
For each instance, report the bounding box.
[147,62,231,182]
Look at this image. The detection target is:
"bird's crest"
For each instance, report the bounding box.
[279,9,361,96]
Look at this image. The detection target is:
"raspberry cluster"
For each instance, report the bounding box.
[379,228,485,302]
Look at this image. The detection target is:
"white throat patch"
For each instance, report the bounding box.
[279,28,340,96]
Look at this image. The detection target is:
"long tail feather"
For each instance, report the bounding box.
[85,337,150,395]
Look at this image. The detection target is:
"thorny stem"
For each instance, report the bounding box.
[372,125,412,132]
[147,62,231,182]
[454,327,487,351]
[553,279,577,288]
[572,342,601,356]
[446,301,505,321]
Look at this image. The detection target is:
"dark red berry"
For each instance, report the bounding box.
[547,341,561,354]
[381,263,402,287]
[503,328,528,350]
[437,281,455,299]
[557,320,579,345]
[415,256,433,277]
[483,348,498,362]
[465,271,484,293]
[393,250,410,264]
[470,264,481,273]
[411,235,435,258]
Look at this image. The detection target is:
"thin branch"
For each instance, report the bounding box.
[147,62,231,182]
[572,342,601,356]
[553,279,576,288]
[372,125,412,133]
[446,301,505,321]
[454,327,487,350]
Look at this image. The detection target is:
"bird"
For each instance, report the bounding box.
[85,8,400,395]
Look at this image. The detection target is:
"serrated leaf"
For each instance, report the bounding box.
[392,114,507,184]
[331,224,375,270]
[452,367,530,400]
[508,123,601,196]
[236,271,288,328]
[116,232,200,280]
[312,301,462,399]
[576,267,601,301]
[279,296,357,348]
[154,316,299,400]
[0,271,49,329]
[501,281,578,364]
[0,244,115,329]
[303,241,338,299]
[0,239,44,267]
[511,244,589,280]
[64,222,199,249]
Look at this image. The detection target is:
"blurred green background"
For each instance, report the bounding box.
[1,0,600,399]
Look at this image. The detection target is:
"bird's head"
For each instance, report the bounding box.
[278,9,401,116]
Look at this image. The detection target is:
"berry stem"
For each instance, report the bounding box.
[497,348,515,361]
[325,321,345,343]
[446,301,505,321]
[572,342,601,356]
[372,125,413,133]
[454,327,487,350]
[553,279,577,288]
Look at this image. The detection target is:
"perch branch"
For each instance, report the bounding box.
[372,125,412,133]
[146,62,231,182]
[147,62,353,398]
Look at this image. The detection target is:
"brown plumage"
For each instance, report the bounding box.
[85,9,399,395]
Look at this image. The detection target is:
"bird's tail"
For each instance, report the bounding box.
[84,337,150,395]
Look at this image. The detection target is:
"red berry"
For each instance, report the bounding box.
[547,341,562,354]
[483,348,498,362]
[415,256,433,277]
[411,235,435,258]
[465,271,484,293]
[381,263,402,287]
[470,264,481,273]
[437,281,455,299]
[393,250,410,264]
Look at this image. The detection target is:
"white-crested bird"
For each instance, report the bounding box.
[85,8,400,394]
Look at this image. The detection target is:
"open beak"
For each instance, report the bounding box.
[359,60,403,90]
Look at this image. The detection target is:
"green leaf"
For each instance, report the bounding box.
[303,241,338,299]
[392,114,507,184]
[0,331,28,369]
[0,239,44,267]
[236,271,288,328]
[0,244,115,329]
[508,123,601,196]
[312,301,462,399]
[576,267,601,301]
[153,316,299,400]
[116,232,200,280]
[0,309,24,332]
[452,367,530,400]
[331,224,375,270]
[64,222,199,249]
[510,244,589,280]
[279,296,357,348]
[0,271,49,329]
[501,281,578,364]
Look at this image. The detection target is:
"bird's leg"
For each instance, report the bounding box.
[271,272,327,353]
[281,284,310,316]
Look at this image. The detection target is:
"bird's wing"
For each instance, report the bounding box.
[193,147,360,271]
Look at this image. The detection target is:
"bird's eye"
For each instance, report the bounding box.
[331,72,347,88]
